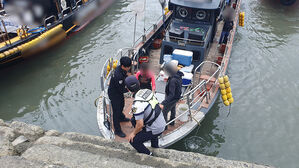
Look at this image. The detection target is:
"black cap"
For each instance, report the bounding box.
[125,76,140,93]
[120,57,132,67]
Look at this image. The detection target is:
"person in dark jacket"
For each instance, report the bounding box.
[108,56,132,138]
[219,6,234,44]
[160,61,184,128]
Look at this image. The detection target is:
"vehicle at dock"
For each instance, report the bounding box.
[0,0,115,66]
[97,0,242,148]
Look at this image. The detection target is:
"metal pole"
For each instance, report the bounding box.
[186,93,192,121]
[132,13,137,47]
[143,0,146,35]
[1,20,11,45]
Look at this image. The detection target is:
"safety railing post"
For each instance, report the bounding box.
[204,82,209,104]
[186,93,192,121]
[1,19,11,45]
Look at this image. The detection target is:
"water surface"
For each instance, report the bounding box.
[0,1,298,167]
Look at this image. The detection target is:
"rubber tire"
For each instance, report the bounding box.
[280,0,296,5]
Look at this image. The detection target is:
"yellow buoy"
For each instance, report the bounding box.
[224,75,229,82]
[226,87,231,93]
[17,46,23,51]
[220,84,225,90]
[113,60,118,69]
[227,93,233,99]
[222,95,228,101]
[225,81,230,88]
[164,7,170,15]
[218,77,224,84]
[221,89,226,95]
[228,98,234,104]
[8,49,15,55]
[224,100,230,106]
[4,51,10,56]
[13,48,19,53]
[0,53,5,58]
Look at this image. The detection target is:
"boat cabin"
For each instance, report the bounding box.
[160,0,225,69]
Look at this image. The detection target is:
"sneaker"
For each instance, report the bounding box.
[149,152,154,156]
[115,131,126,138]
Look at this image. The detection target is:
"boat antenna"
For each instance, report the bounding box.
[132,12,137,47]
[159,0,166,28]
[143,0,146,35]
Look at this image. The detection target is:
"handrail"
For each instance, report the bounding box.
[62,7,72,16]
[166,35,205,44]
[164,61,222,127]
[133,14,166,47]
[0,19,11,45]
[192,61,221,87]
[99,47,137,137]
[43,15,57,29]
[76,0,83,7]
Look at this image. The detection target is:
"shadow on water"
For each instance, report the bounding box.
[170,98,226,157]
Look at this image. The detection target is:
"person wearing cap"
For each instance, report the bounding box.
[125,76,166,156]
[160,60,184,128]
[108,56,132,138]
[135,63,156,91]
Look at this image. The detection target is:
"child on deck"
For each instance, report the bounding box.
[136,63,156,92]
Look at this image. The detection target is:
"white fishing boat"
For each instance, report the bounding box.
[96,0,242,148]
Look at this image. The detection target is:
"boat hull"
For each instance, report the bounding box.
[0,0,115,66]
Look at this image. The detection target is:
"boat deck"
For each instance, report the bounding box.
[114,19,227,142]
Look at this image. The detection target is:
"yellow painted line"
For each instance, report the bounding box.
[66,24,77,33]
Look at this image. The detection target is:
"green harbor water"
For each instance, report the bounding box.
[0,1,299,167]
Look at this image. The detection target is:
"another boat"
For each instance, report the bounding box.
[0,0,115,66]
[280,0,297,5]
[97,0,241,148]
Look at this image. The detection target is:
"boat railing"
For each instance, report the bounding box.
[164,61,221,128]
[165,35,205,46]
[76,0,83,8]
[0,19,11,45]
[99,47,136,138]
[62,7,72,17]
[133,14,166,47]
[44,15,57,29]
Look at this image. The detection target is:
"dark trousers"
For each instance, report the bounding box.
[130,129,161,155]
[110,96,126,132]
[219,31,230,44]
[162,100,178,124]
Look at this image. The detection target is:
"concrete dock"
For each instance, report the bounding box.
[0,119,273,168]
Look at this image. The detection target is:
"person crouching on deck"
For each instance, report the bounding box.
[125,76,166,156]
[160,61,183,129]
[108,56,132,138]
[136,63,156,91]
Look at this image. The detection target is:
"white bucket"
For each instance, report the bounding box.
[178,104,189,122]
